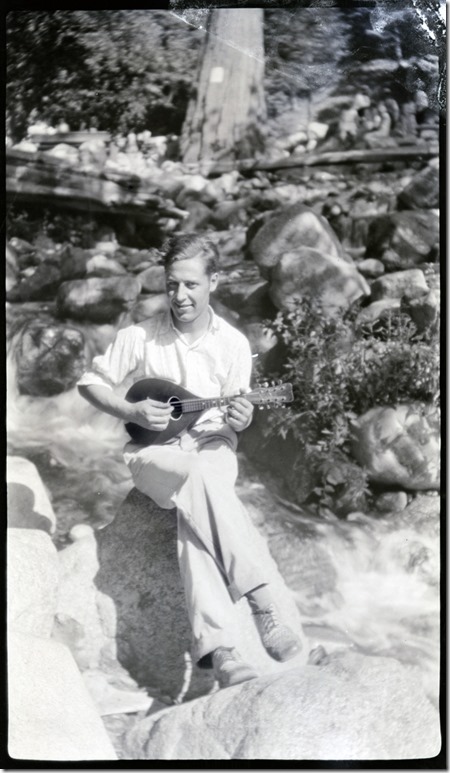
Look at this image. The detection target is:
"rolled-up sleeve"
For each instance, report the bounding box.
[77,325,144,390]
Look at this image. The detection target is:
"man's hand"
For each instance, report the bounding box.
[226,392,254,432]
[129,398,172,431]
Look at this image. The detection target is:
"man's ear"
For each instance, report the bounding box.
[209,272,219,292]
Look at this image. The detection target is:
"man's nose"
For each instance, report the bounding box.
[175,283,187,301]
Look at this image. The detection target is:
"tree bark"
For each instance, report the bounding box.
[180,9,266,163]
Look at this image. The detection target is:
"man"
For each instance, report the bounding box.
[78,233,301,688]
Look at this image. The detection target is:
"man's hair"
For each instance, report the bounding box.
[162,234,219,276]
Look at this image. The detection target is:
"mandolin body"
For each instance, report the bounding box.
[124,378,210,446]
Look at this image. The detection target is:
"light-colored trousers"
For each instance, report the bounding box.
[123,425,268,663]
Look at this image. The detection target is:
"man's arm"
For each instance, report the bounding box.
[78,384,172,431]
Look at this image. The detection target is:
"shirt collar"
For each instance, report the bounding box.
[160,306,219,335]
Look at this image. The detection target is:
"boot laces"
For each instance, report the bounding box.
[253,603,279,635]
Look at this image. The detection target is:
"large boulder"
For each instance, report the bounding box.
[7,454,59,637]
[8,631,117,761]
[8,529,59,638]
[93,488,308,703]
[248,203,349,275]
[350,403,440,490]
[370,269,428,302]
[397,161,439,210]
[401,289,440,335]
[268,247,370,315]
[6,262,62,302]
[86,254,128,277]
[355,298,401,331]
[123,651,440,760]
[15,319,86,396]
[56,276,141,323]
[365,211,439,270]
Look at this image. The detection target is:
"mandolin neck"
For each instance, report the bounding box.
[179,395,239,414]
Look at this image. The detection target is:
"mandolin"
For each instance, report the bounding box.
[124,377,294,446]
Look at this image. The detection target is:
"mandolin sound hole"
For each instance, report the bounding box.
[168,396,183,420]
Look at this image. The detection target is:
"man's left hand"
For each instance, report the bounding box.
[227,392,254,432]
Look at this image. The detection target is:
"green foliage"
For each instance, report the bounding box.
[6,10,202,141]
[263,296,439,516]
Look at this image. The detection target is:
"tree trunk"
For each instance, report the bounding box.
[180,9,266,163]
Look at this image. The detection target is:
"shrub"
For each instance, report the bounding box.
[263,295,439,516]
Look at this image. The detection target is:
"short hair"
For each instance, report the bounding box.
[162,234,219,276]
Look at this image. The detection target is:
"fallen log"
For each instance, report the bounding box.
[187,142,440,176]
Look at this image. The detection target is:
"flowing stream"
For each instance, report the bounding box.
[7,316,440,712]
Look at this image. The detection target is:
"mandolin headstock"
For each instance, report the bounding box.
[247,381,294,409]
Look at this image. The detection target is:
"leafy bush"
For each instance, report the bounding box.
[263,296,439,516]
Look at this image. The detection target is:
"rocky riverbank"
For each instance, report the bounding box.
[6,124,441,760]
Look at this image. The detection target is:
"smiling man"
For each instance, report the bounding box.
[78,233,301,688]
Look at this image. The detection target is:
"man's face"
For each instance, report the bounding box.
[166,256,218,328]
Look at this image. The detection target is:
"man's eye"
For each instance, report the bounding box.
[186,283,197,289]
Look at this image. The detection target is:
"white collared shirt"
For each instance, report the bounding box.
[77,307,253,428]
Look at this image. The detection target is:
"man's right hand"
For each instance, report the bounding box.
[129,398,172,431]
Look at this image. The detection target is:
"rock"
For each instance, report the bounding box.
[137,265,166,294]
[15,319,86,396]
[355,299,401,330]
[93,488,308,703]
[56,276,141,323]
[60,246,92,280]
[366,211,439,270]
[375,491,409,513]
[206,229,247,267]
[8,529,59,637]
[8,237,35,260]
[79,138,107,167]
[55,526,119,673]
[7,456,56,533]
[351,403,440,490]
[210,199,249,229]
[401,289,440,334]
[398,493,440,534]
[6,262,61,302]
[308,121,329,140]
[209,297,241,327]
[86,254,127,277]
[216,276,271,319]
[268,247,370,316]
[123,651,440,760]
[178,200,212,231]
[240,322,278,359]
[131,295,170,323]
[13,139,40,152]
[398,162,439,210]
[356,258,385,278]
[248,203,350,275]
[6,253,18,292]
[370,270,428,302]
[45,142,80,164]
[118,247,163,271]
[8,631,117,761]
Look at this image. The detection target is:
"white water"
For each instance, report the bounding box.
[7,327,440,704]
